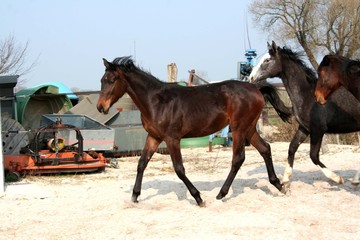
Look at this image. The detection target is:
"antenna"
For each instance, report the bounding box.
[243,10,247,52]
[245,13,251,49]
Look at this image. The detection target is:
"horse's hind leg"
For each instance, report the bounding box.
[166,138,204,206]
[216,135,246,200]
[248,128,284,192]
[310,133,344,184]
[132,135,161,203]
[282,127,309,184]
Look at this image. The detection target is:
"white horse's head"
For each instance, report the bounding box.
[249,53,270,82]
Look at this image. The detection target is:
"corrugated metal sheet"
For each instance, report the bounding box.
[67,93,136,124]
[109,111,148,152]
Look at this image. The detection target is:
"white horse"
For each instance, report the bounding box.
[251,47,360,186]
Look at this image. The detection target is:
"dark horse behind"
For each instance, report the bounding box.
[315,54,360,184]
[251,41,360,186]
[97,56,291,206]
[315,54,360,104]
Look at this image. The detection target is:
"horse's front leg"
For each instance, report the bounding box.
[132,134,161,203]
[282,126,308,184]
[309,132,344,184]
[166,138,204,207]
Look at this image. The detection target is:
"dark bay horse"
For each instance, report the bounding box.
[97,56,291,206]
[315,54,360,104]
[251,41,360,186]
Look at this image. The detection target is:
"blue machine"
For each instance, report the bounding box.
[239,49,257,81]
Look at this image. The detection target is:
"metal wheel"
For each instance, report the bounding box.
[5,171,21,182]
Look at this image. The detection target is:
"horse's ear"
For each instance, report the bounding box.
[103,58,112,69]
[267,42,271,50]
[268,41,277,56]
[322,55,330,66]
[271,41,278,52]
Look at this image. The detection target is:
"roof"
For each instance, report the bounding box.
[33,82,78,100]
[0,75,19,84]
[16,84,73,130]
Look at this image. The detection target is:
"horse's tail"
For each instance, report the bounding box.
[254,81,292,123]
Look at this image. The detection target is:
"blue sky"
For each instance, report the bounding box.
[1,0,271,91]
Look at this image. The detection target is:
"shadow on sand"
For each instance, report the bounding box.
[125,163,359,205]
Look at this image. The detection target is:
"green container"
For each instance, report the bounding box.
[16,85,73,130]
[180,136,226,148]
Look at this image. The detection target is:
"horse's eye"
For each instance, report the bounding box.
[104,76,113,83]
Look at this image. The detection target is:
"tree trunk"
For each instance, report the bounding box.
[302,43,319,70]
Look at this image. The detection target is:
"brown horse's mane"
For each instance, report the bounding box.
[112,56,136,72]
[111,56,164,84]
[278,46,318,86]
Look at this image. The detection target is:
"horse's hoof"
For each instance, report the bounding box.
[216,192,225,200]
[198,201,206,207]
[339,176,345,184]
[131,195,139,203]
[281,182,290,194]
[351,181,359,186]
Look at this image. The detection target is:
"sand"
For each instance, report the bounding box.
[1,142,359,240]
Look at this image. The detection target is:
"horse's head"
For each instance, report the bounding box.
[315,55,345,105]
[97,58,129,114]
[251,41,283,82]
[249,53,270,82]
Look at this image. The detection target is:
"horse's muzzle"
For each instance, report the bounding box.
[314,90,327,105]
[97,102,109,114]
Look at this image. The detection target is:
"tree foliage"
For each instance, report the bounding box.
[249,0,360,69]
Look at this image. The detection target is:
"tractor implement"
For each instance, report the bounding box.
[4,118,108,181]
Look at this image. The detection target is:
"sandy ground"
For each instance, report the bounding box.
[1,142,359,240]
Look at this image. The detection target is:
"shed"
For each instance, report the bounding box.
[0,75,18,120]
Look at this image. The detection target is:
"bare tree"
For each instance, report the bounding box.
[0,34,37,84]
[316,0,360,58]
[249,0,360,69]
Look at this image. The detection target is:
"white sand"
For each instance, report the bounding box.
[1,142,359,240]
